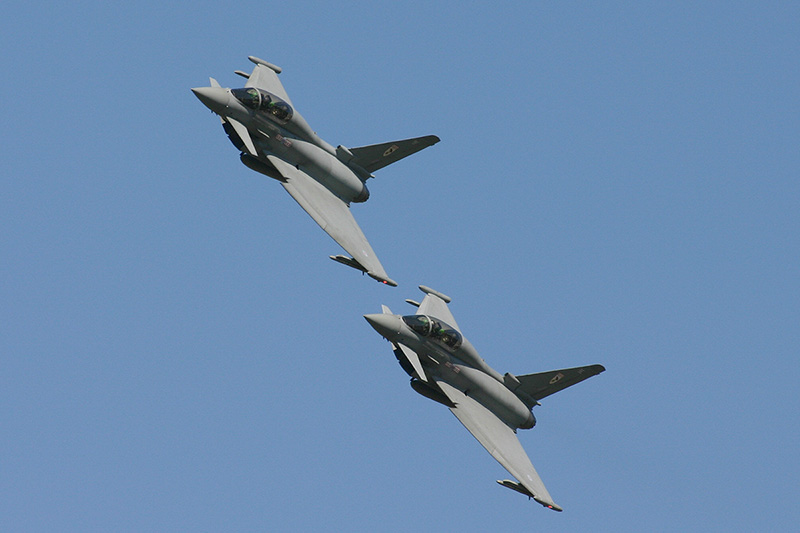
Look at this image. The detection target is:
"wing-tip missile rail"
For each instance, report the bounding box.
[248,56,282,73]
[418,285,451,302]
[497,480,564,512]
[330,255,398,286]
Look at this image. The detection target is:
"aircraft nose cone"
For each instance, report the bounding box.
[191,86,228,114]
[364,313,402,339]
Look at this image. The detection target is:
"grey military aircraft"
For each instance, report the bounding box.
[364,286,605,511]
[192,56,440,286]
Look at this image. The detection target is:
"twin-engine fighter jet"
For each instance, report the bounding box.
[364,286,605,511]
[192,56,440,286]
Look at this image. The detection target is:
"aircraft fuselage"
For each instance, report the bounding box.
[194,86,370,204]
[437,358,535,430]
[365,313,535,430]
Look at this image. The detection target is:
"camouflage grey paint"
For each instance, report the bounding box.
[192,57,439,286]
[364,286,605,511]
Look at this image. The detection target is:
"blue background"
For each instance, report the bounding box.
[2,2,798,531]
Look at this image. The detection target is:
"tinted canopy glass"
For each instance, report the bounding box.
[402,315,431,336]
[231,88,293,124]
[402,315,462,350]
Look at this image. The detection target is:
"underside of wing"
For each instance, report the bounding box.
[265,155,394,285]
[244,58,293,106]
[434,379,561,511]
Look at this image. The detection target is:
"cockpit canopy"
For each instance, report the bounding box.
[402,315,462,350]
[231,87,293,124]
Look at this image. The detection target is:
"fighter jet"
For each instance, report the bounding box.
[192,56,440,286]
[364,286,605,511]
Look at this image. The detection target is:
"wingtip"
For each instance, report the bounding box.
[329,256,396,286]
[497,480,562,511]
[418,285,451,302]
[371,273,397,287]
[248,56,282,73]
[536,498,563,512]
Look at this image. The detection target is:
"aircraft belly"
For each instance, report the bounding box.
[269,139,365,204]
[436,361,532,430]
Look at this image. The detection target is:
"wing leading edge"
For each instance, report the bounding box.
[434,379,562,511]
[266,155,396,286]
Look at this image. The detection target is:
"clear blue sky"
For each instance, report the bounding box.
[2,2,798,531]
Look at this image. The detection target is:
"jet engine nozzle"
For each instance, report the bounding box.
[519,411,536,430]
[352,184,370,203]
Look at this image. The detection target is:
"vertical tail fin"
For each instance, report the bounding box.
[509,365,605,408]
[347,135,440,173]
